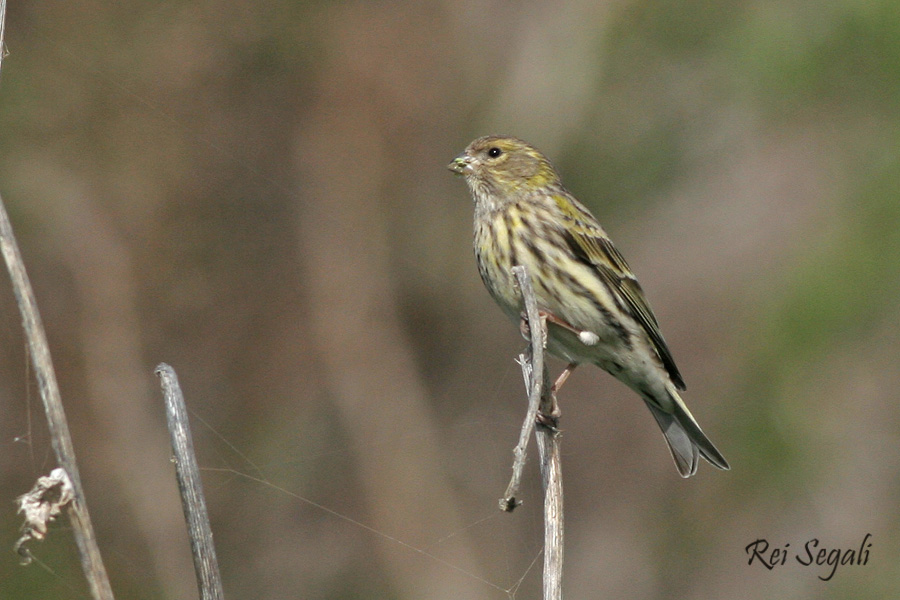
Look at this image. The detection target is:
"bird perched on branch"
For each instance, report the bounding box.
[449,135,729,477]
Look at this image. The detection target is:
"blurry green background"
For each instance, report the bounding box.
[1,0,898,598]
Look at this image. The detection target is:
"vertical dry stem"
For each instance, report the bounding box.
[535,419,564,600]
[500,265,564,600]
[500,265,548,511]
[156,363,225,600]
[0,193,114,599]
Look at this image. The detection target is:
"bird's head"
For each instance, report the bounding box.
[449,136,560,205]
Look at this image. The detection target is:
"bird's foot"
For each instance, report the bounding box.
[536,410,559,432]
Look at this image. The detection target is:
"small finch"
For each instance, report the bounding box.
[449,135,729,477]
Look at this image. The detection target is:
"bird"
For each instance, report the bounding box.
[448,135,729,477]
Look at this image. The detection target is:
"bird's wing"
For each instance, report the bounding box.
[553,194,686,390]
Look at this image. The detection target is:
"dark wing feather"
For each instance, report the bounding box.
[554,194,686,390]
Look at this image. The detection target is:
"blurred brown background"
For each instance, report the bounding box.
[1,1,899,598]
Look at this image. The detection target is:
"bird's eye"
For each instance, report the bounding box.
[487,147,502,158]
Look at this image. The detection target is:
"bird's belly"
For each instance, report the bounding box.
[545,321,626,365]
[547,323,670,398]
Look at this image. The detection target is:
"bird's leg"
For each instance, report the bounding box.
[538,311,600,346]
[552,362,577,395]
[549,362,577,416]
[521,309,576,338]
[539,310,574,332]
[520,309,585,424]
[536,362,575,428]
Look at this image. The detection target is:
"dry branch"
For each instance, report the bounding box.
[156,363,225,600]
[0,0,7,75]
[0,192,115,599]
[499,265,564,600]
[500,264,548,511]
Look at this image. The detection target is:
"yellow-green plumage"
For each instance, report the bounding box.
[449,135,729,477]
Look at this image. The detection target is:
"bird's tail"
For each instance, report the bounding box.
[643,386,730,478]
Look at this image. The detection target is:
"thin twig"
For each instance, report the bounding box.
[500,265,547,511]
[156,363,225,600]
[535,414,564,600]
[0,0,7,77]
[0,193,115,599]
[500,265,564,600]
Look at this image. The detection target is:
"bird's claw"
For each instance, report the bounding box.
[519,311,548,346]
[536,410,560,432]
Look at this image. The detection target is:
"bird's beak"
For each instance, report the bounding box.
[448,154,472,174]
